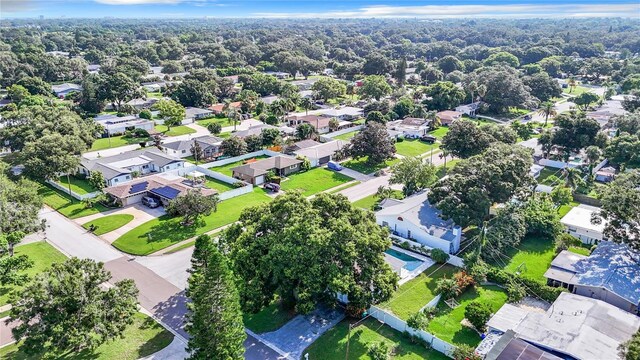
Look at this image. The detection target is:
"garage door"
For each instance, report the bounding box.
[318,156,331,165]
[255,175,265,185]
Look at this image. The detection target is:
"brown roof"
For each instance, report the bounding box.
[436,110,462,123]
[288,115,333,130]
[401,117,429,126]
[209,101,242,113]
[231,156,302,178]
[103,174,217,199]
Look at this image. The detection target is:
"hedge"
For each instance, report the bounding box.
[486,267,565,303]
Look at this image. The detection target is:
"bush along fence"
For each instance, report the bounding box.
[46,179,102,201]
[390,235,466,268]
[199,149,283,169]
[486,267,565,303]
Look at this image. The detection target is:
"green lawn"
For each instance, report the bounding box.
[281,168,353,196]
[38,184,107,219]
[146,91,164,99]
[427,285,508,347]
[55,176,98,195]
[154,124,196,137]
[204,176,237,193]
[197,117,234,127]
[210,155,270,176]
[381,264,458,320]
[558,201,579,218]
[436,159,460,178]
[501,236,556,282]
[537,167,565,186]
[243,300,296,334]
[568,246,591,256]
[0,241,67,306]
[82,214,134,235]
[90,136,146,151]
[342,157,400,175]
[563,86,590,97]
[352,190,404,211]
[0,312,173,360]
[333,131,359,141]
[428,127,449,140]
[303,318,450,360]
[395,139,438,157]
[112,187,271,255]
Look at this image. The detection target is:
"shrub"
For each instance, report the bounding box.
[453,271,475,291]
[139,109,152,119]
[435,277,460,299]
[506,279,527,302]
[407,311,430,331]
[396,136,404,142]
[367,341,391,360]
[452,345,482,360]
[430,248,450,264]
[486,267,564,303]
[465,301,492,331]
[399,241,411,250]
[555,233,579,253]
[468,259,489,283]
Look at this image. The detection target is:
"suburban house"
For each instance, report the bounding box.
[260,95,279,105]
[292,140,348,167]
[560,204,607,245]
[159,135,223,160]
[87,64,101,74]
[209,101,242,114]
[46,50,70,57]
[286,139,321,153]
[184,107,213,122]
[529,164,544,179]
[290,79,318,91]
[286,114,335,134]
[315,106,364,121]
[127,97,160,110]
[375,191,462,254]
[387,117,432,138]
[436,110,462,126]
[230,156,302,185]
[52,83,82,98]
[103,172,217,207]
[455,102,482,117]
[79,148,185,187]
[232,124,290,139]
[595,166,617,183]
[141,81,167,92]
[263,71,291,79]
[544,241,640,315]
[481,292,640,360]
[93,114,155,136]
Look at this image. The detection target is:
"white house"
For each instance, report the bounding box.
[314,106,364,121]
[184,107,213,123]
[293,140,347,167]
[52,83,82,98]
[375,191,462,254]
[560,204,607,245]
[387,117,431,138]
[93,114,155,136]
[455,102,481,117]
[159,136,223,160]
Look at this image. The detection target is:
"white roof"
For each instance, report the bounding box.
[486,304,530,333]
[560,205,606,233]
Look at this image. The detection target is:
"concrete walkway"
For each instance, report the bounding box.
[337,166,373,181]
[73,204,166,243]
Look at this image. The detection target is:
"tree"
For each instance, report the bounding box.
[367,341,390,360]
[484,51,520,68]
[186,235,246,359]
[10,258,138,355]
[166,190,219,226]
[521,195,563,238]
[552,112,600,156]
[622,92,640,112]
[485,205,527,256]
[100,72,140,110]
[424,81,466,111]
[611,112,640,135]
[362,53,392,75]
[604,133,640,169]
[16,76,51,96]
[440,120,493,158]
[464,65,533,113]
[311,77,346,102]
[551,185,573,209]
[465,301,492,330]
[300,97,313,115]
[207,122,222,135]
[511,120,535,141]
[190,141,204,164]
[574,92,600,110]
[395,58,407,87]
[223,192,398,314]
[7,84,30,102]
[619,329,640,360]
[389,157,437,196]
[221,136,247,157]
[78,73,105,114]
[296,123,317,140]
[453,346,482,360]
[244,134,263,152]
[261,128,281,147]
[344,122,396,165]
[366,111,386,124]
[593,171,640,251]
[329,118,340,132]
[156,99,185,132]
[523,72,562,102]
[437,55,463,74]
[238,89,259,113]
[22,133,84,191]
[170,79,216,108]
[537,101,557,127]
[621,74,640,92]
[359,75,392,101]
[429,143,534,227]
[538,129,554,158]
[88,171,106,190]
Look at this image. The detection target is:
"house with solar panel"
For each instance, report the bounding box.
[79,148,185,187]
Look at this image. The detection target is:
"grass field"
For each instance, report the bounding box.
[352,190,404,211]
[563,86,591,97]
[303,318,450,360]
[0,312,173,360]
[243,300,297,334]
[55,176,98,195]
[537,167,565,186]
[0,241,67,306]
[381,264,458,320]
[427,285,508,347]
[154,124,196,137]
[500,236,556,282]
[558,201,579,218]
[38,184,107,219]
[90,135,145,151]
[395,139,438,157]
[82,214,134,235]
[342,157,400,175]
[281,168,353,196]
[210,155,270,176]
[204,176,237,193]
[428,127,449,140]
[112,187,271,255]
[332,131,359,141]
[197,117,234,128]
[569,246,591,256]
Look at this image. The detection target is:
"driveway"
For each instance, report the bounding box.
[337,166,373,182]
[221,118,264,133]
[259,307,345,360]
[72,204,166,243]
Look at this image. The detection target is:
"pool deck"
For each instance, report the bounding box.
[388,245,435,285]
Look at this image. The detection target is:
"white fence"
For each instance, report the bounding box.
[46,180,102,201]
[169,165,254,200]
[390,235,465,268]
[368,306,456,358]
[200,149,283,169]
[421,294,442,312]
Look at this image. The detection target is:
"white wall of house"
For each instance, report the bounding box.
[107,173,132,186]
[377,215,461,254]
[562,225,604,245]
[162,147,191,158]
[160,162,185,172]
[575,285,638,314]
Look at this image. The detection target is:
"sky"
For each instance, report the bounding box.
[2,0,639,19]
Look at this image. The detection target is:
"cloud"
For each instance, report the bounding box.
[2,0,38,12]
[252,3,640,19]
[94,0,184,4]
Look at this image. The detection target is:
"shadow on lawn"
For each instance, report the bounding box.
[144,216,202,244]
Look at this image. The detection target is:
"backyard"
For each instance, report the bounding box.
[427,285,508,347]
[0,241,67,307]
[352,190,404,211]
[210,155,270,176]
[154,124,197,136]
[381,264,458,320]
[204,176,237,193]
[112,187,271,255]
[332,130,359,141]
[55,176,98,195]
[428,127,449,140]
[281,167,353,196]
[395,139,438,157]
[90,135,146,151]
[196,116,234,128]
[38,184,107,219]
[342,156,400,175]
[436,159,460,178]
[303,318,450,360]
[536,166,565,186]
[0,312,174,360]
[82,214,134,235]
[500,235,556,282]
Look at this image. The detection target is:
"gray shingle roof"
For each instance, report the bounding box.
[231,156,302,178]
[81,148,182,180]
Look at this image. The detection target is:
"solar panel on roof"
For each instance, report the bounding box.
[129,181,148,194]
[149,186,181,200]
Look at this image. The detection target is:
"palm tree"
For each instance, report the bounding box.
[537,101,557,127]
[227,108,241,131]
[270,101,286,123]
[568,77,577,93]
[585,146,601,172]
[564,167,584,190]
[467,80,478,102]
[376,186,394,201]
[476,84,487,101]
[300,97,313,115]
[411,104,428,118]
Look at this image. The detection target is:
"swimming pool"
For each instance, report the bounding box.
[385,248,424,272]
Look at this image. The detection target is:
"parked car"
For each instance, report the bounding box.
[523,114,532,120]
[327,161,343,171]
[264,182,280,192]
[420,134,437,144]
[141,196,160,208]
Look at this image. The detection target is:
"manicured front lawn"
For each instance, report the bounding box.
[281,168,353,196]
[427,285,507,347]
[0,312,173,360]
[436,159,460,178]
[55,176,98,195]
[342,157,400,175]
[197,117,233,127]
[90,135,145,151]
[395,139,438,157]
[563,86,590,96]
[352,190,403,211]
[303,318,450,360]
[210,155,270,176]
[38,184,107,219]
[154,124,196,136]
[82,214,134,235]
[558,201,579,218]
[428,127,449,140]
[0,241,67,306]
[501,236,556,282]
[204,176,237,193]
[243,300,296,334]
[381,264,458,320]
[112,187,271,255]
[333,131,359,141]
